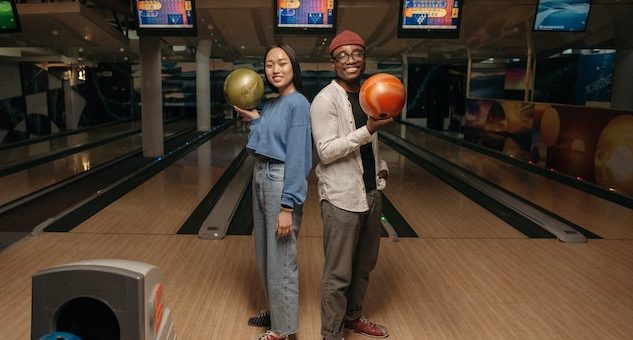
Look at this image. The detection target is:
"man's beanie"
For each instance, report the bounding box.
[328,30,365,55]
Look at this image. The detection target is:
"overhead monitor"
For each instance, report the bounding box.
[533,0,591,32]
[135,0,197,36]
[274,0,337,35]
[0,0,21,33]
[397,0,463,39]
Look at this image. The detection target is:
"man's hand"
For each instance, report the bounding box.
[366,116,394,134]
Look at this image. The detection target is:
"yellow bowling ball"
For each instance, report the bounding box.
[223,68,264,110]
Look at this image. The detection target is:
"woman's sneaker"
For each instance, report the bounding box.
[248,310,271,327]
[256,330,288,340]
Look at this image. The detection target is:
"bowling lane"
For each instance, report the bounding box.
[292,172,331,238]
[0,118,195,206]
[384,124,633,239]
[70,123,248,235]
[1,126,632,339]
[379,142,526,239]
[0,120,141,166]
[2,224,632,338]
[233,135,527,239]
[297,140,525,239]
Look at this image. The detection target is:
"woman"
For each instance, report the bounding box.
[233,44,312,340]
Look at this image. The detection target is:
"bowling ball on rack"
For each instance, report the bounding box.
[39,332,81,340]
[223,68,265,110]
[359,73,406,120]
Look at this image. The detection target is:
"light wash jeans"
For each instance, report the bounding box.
[252,159,302,335]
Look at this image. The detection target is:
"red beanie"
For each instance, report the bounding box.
[328,30,365,55]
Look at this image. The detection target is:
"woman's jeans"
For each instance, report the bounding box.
[252,159,303,335]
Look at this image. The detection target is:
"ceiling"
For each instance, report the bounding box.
[1,0,632,66]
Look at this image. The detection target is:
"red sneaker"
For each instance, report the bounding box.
[257,330,288,340]
[344,316,389,338]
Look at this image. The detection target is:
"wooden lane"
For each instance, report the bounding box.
[0,135,144,206]
[384,124,633,239]
[0,120,141,165]
[71,124,247,235]
[0,119,195,206]
[297,172,325,238]
[2,123,631,339]
[380,143,526,239]
[1,232,632,338]
[303,141,524,240]
[371,238,633,339]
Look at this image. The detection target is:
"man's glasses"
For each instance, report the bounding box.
[333,50,365,63]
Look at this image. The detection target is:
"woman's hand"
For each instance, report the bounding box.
[276,209,293,238]
[233,105,260,122]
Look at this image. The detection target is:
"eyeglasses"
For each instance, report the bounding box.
[333,50,365,63]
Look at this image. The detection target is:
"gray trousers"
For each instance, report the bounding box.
[320,190,383,340]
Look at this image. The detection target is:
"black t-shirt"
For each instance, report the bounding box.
[347,92,376,191]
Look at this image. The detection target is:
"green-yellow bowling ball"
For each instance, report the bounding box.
[223,68,264,110]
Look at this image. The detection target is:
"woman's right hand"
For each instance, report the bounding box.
[233,105,260,122]
[276,210,293,239]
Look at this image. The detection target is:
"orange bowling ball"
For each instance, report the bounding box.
[359,73,406,120]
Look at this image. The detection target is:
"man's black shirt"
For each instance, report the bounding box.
[347,91,376,191]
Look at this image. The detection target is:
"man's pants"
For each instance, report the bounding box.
[320,190,383,340]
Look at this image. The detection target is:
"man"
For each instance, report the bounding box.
[310,30,393,340]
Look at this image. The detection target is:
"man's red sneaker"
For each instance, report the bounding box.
[344,316,389,338]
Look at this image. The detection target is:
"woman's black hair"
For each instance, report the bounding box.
[264,43,304,94]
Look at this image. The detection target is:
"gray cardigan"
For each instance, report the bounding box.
[310,80,388,212]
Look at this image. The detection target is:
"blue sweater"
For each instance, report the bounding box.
[246,91,312,208]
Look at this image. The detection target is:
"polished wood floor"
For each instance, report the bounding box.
[0,119,195,206]
[0,123,631,339]
[0,121,141,166]
[383,124,633,239]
